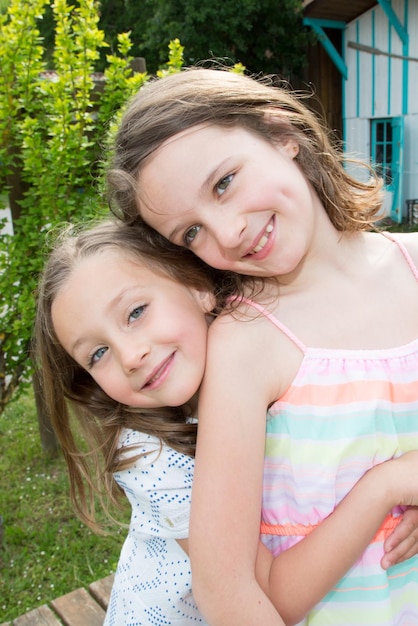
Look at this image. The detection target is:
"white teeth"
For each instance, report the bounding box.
[253,235,268,253]
[146,365,163,386]
[251,223,273,254]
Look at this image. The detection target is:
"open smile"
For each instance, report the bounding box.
[142,352,176,390]
[245,217,275,257]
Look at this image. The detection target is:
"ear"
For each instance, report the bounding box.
[282,138,299,159]
[263,110,299,159]
[193,289,217,314]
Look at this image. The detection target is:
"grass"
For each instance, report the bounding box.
[0,388,128,623]
[381,218,418,233]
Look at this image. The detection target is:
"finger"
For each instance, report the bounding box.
[384,507,418,552]
[381,540,418,569]
[381,532,418,569]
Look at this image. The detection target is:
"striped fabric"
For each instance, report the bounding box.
[255,236,418,624]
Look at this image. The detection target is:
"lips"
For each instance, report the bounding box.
[142,352,175,389]
[246,218,274,257]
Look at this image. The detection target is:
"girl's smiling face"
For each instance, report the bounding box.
[51,249,214,409]
[138,124,318,278]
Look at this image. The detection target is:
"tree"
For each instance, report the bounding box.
[99,0,313,77]
[0,0,148,423]
[0,0,247,427]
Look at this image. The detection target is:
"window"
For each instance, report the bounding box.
[370,119,393,188]
[370,116,403,223]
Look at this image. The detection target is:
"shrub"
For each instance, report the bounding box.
[0,0,166,412]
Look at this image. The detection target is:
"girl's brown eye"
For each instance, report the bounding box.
[184,225,201,246]
[216,174,233,195]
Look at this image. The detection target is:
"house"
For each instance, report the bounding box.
[303,0,418,223]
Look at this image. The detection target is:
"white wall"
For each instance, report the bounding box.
[344,0,418,217]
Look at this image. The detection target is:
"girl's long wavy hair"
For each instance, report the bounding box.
[34,219,235,530]
[108,67,383,235]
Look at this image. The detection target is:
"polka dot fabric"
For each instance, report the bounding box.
[104,429,207,625]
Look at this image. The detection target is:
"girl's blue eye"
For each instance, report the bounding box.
[128,305,146,323]
[216,174,233,195]
[90,346,108,365]
[184,225,201,246]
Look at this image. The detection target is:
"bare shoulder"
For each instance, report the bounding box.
[208,303,268,358]
[206,299,301,402]
[390,230,418,266]
[209,302,270,343]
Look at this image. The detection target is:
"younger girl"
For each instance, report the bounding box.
[35,219,221,625]
[106,68,418,624]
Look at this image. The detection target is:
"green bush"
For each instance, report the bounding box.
[0,0,186,413]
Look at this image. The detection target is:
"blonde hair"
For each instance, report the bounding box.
[34,219,233,530]
[108,67,383,233]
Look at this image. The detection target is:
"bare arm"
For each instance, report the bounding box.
[189,317,285,625]
[183,460,418,625]
[254,453,418,625]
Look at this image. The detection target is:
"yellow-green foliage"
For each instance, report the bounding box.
[0,0,182,412]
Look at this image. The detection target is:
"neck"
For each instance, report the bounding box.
[186,391,199,416]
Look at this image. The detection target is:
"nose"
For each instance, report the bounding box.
[117,337,150,374]
[208,211,247,250]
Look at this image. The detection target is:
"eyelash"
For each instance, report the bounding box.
[183,173,234,246]
[216,173,233,195]
[128,304,146,323]
[87,305,147,368]
[183,225,201,247]
[88,346,108,368]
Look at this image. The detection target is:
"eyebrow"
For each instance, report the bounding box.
[70,335,91,364]
[69,285,140,357]
[167,158,231,242]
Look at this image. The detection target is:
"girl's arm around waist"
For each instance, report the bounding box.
[189,313,286,625]
[255,453,418,625]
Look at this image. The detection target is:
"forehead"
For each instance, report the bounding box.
[62,247,159,292]
[140,123,226,185]
[145,122,258,159]
[153,122,213,151]
[52,248,175,324]
[137,124,259,208]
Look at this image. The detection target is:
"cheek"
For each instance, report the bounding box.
[191,243,229,270]
[93,373,116,398]
[92,369,127,402]
[190,348,208,390]
[188,322,209,358]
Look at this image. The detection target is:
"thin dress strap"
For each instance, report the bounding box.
[228,295,307,354]
[384,232,418,282]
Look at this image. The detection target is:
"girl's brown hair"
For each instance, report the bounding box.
[108,67,383,234]
[34,218,233,530]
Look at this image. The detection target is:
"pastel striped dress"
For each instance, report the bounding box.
[258,235,418,624]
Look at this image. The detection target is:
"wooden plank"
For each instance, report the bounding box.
[51,588,105,626]
[88,575,114,610]
[12,605,62,625]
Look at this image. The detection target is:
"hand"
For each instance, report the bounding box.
[375,450,418,509]
[381,506,418,569]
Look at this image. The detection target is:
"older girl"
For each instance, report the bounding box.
[107,68,418,624]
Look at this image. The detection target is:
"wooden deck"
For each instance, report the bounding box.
[0,574,114,626]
